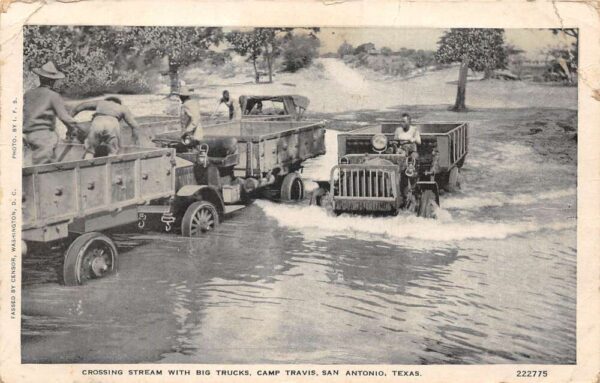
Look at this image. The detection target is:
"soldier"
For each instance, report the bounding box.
[394,113,421,158]
[177,86,204,141]
[72,96,140,157]
[23,61,83,164]
[218,90,235,120]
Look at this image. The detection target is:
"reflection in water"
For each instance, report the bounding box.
[22,123,576,364]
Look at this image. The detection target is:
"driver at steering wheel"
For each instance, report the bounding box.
[393,113,421,159]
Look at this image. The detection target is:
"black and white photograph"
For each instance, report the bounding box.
[1,1,598,381]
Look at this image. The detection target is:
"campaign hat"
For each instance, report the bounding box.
[33,61,65,80]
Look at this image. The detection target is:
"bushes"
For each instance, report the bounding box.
[107,71,152,94]
[281,35,320,72]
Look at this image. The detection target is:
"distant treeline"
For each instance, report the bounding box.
[336,42,438,77]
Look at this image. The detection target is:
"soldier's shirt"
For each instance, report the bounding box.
[219,97,235,119]
[394,125,421,144]
[181,99,203,139]
[23,85,79,133]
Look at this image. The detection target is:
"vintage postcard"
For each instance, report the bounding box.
[0,0,598,382]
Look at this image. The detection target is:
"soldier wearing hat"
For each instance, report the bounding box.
[72,96,141,157]
[177,86,204,141]
[23,61,83,164]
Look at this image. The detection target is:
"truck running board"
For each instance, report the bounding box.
[224,205,246,215]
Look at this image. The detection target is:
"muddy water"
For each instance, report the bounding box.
[22,111,576,364]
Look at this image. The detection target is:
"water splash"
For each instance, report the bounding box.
[255,200,574,242]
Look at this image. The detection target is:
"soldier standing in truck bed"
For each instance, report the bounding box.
[23,61,84,165]
[71,96,140,157]
[177,86,204,140]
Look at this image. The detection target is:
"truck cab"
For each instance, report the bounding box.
[239,95,309,121]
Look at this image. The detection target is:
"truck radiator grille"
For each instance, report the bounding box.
[332,166,397,200]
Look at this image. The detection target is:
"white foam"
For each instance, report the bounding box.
[255,200,575,242]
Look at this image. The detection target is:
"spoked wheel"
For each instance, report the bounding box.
[181,201,220,236]
[63,232,118,286]
[417,190,438,219]
[280,173,304,202]
[444,167,461,193]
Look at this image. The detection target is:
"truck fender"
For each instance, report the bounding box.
[415,181,440,206]
[315,180,331,192]
[177,185,225,215]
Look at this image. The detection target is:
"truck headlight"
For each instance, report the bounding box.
[371,134,388,151]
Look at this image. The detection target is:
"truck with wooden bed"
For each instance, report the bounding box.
[310,121,468,217]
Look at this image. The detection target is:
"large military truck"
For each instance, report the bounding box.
[144,118,327,235]
[310,122,468,218]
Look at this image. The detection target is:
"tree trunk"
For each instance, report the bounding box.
[483,68,494,80]
[264,43,273,83]
[252,57,259,83]
[168,59,180,95]
[452,55,469,112]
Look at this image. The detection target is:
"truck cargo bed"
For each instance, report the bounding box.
[343,122,468,171]
[154,120,327,178]
[22,144,176,242]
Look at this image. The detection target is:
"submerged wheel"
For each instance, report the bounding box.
[181,201,219,236]
[63,232,118,286]
[417,190,438,219]
[444,167,461,193]
[280,173,304,202]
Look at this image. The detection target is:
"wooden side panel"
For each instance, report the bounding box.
[79,164,107,212]
[437,136,450,169]
[110,160,137,203]
[37,169,77,221]
[261,139,276,172]
[140,155,172,199]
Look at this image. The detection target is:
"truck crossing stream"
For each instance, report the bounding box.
[21,107,576,364]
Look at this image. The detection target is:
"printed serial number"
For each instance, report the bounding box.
[517,370,548,377]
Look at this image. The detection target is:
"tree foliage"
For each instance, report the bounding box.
[436,28,507,74]
[23,26,223,96]
[24,26,124,95]
[281,34,320,72]
[130,27,223,68]
[337,41,354,58]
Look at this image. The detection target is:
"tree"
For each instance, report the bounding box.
[380,47,393,56]
[281,34,320,72]
[436,28,507,111]
[550,28,578,74]
[131,27,223,93]
[337,41,354,58]
[354,42,375,55]
[226,28,319,83]
[226,30,264,82]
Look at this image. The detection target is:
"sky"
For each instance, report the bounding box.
[316,28,577,59]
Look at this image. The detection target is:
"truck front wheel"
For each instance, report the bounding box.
[181,201,220,236]
[443,167,461,193]
[418,190,438,219]
[280,173,304,202]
